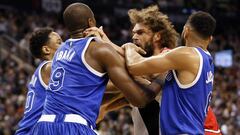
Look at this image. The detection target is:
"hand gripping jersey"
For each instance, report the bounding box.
[15,61,50,135]
[160,47,214,134]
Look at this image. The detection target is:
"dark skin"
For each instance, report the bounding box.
[83,40,159,107]
[84,25,165,122]
[63,2,161,112]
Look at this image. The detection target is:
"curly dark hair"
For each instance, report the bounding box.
[128,5,179,49]
[29,27,53,58]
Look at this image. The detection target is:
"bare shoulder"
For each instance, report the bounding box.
[41,62,52,74]
[89,41,123,63]
[164,46,199,62]
[168,46,199,56]
[164,46,200,70]
[41,61,52,85]
[89,41,117,56]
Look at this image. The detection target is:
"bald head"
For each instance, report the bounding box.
[63,3,96,33]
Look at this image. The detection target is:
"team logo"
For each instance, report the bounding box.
[206,71,214,85]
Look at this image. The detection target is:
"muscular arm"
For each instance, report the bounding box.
[105,81,121,93]
[98,76,161,123]
[126,46,199,76]
[94,42,161,107]
[84,26,124,56]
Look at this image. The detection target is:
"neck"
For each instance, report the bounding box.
[70,29,85,39]
[185,38,208,51]
[153,47,163,56]
[43,55,52,61]
[153,42,163,56]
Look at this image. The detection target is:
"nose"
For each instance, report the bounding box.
[132,32,138,39]
[132,33,138,42]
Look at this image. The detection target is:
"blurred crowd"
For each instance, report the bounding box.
[0,0,240,135]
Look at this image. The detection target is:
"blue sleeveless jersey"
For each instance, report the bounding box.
[43,37,108,128]
[160,47,214,134]
[15,61,50,135]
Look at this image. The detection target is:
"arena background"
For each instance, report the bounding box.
[0,0,239,134]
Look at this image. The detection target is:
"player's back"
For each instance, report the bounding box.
[160,47,214,134]
[15,61,50,135]
[43,37,108,128]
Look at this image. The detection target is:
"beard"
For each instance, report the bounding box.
[134,37,154,57]
[142,42,154,57]
[134,41,154,57]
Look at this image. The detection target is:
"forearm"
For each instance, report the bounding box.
[134,77,164,105]
[109,43,124,56]
[125,47,148,76]
[106,81,121,94]
[125,47,139,66]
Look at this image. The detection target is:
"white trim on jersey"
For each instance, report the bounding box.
[68,38,84,41]
[197,47,211,56]
[81,37,106,77]
[38,61,52,89]
[204,129,221,133]
[172,48,203,89]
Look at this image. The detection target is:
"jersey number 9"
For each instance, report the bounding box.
[49,67,65,91]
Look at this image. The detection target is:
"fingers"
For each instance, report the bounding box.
[84,31,101,38]
[121,43,146,55]
[121,43,134,49]
[99,26,103,31]
[98,26,105,36]
[84,26,104,36]
[137,47,146,55]
[84,27,100,36]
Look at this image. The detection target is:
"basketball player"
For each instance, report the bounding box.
[15,28,62,135]
[31,3,162,135]
[86,6,221,135]
[124,11,216,134]
[85,5,178,135]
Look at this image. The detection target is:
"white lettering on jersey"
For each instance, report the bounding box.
[56,50,75,62]
[29,75,37,87]
[206,71,214,85]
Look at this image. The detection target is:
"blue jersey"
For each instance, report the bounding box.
[43,37,108,128]
[160,47,214,134]
[15,61,50,135]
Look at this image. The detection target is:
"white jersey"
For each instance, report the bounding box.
[131,107,149,135]
[131,99,161,135]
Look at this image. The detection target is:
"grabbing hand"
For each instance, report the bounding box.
[84,26,112,44]
[122,43,146,55]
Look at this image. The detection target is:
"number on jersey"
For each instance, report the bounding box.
[49,67,65,91]
[205,92,212,116]
[24,91,35,113]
